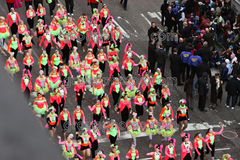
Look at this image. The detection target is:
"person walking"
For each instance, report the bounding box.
[164,6,175,32]
[148,39,156,73]
[210,73,223,110]
[188,50,203,78]
[6,8,21,35]
[184,75,196,110]
[120,0,128,10]
[180,46,192,82]
[225,76,240,110]
[177,99,189,136]
[65,0,74,16]
[170,48,183,86]
[155,44,166,77]
[160,0,169,26]
[197,72,209,112]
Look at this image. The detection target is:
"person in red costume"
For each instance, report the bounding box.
[164,138,177,160]
[126,145,139,160]
[181,133,193,160]
[87,0,103,14]
[21,69,32,103]
[146,144,163,160]
[6,8,21,35]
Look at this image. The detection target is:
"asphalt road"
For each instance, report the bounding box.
[1,0,240,159]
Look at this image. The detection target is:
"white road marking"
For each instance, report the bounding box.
[112,19,130,39]
[147,12,162,23]
[140,14,151,25]
[117,16,138,37]
[157,12,162,17]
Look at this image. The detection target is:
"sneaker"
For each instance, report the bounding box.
[71,13,74,16]
[231,107,234,110]
[225,104,229,108]
[67,13,70,16]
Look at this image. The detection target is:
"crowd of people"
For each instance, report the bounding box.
[2,0,238,159]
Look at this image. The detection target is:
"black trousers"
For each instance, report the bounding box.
[25,65,32,73]
[109,135,117,144]
[102,17,107,27]
[59,97,64,113]
[194,147,204,160]
[191,66,197,78]
[41,64,49,76]
[93,44,98,57]
[115,39,120,49]
[62,44,70,64]
[24,87,30,102]
[154,84,162,97]
[171,69,181,85]
[124,69,132,77]
[65,0,74,13]
[75,119,82,132]
[71,39,77,48]
[7,2,14,12]
[61,120,69,133]
[198,95,207,111]
[182,63,190,82]
[34,0,43,11]
[143,86,149,100]
[135,105,143,117]
[19,34,24,44]
[80,33,86,46]
[51,101,59,116]
[112,91,120,106]
[120,0,128,9]
[166,22,173,32]
[157,63,165,77]
[11,48,18,59]
[48,0,56,16]
[11,23,18,35]
[149,60,156,73]
[90,139,98,158]
[76,90,83,106]
[206,142,215,157]
[103,106,109,118]
[46,43,51,60]
[90,2,98,14]
[99,61,106,73]
[25,1,32,11]
[27,18,34,29]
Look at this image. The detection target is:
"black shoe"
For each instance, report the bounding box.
[177,83,183,86]
[124,8,127,10]
[200,109,207,112]
[156,96,160,99]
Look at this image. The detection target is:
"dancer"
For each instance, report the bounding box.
[36,4,46,22]
[126,112,143,146]
[50,16,62,43]
[39,50,50,76]
[134,90,145,118]
[26,5,35,30]
[92,8,100,24]
[100,4,110,27]
[205,125,224,160]
[164,138,177,160]
[88,29,102,57]
[103,16,114,37]
[56,4,67,27]
[78,17,88,52]
[56,83,68,113]
[32,91,48,117]
[160,84,170,107]
[50,89,61,115]
[138,55,150,76]
[108,56,120,79]
[7,35,21,58]
[97,49,107,73]
[104,119,120,144]
[21,31,33,56]
[69,47,81,76]
[57,107,71,141]
[88,100,106,122]
[222,154,233,160]
[58,134,79,160]
[88,17,100,37]
[144,112,159,148]
[0,17,10,55]
[194,133,211,160]
[152,68,163,99]
[138,72,152,100]
[95,150,106,160]
[51,50,63,69]
[147,88,157,113]
[126,145,139,160]
[90,59,102,80]
[6,8,21,35]
[46,107,58,140]
[39,27,57,59]
[159,103,174,122]
[122,43,139,62]
[48,66,62,89]
[161,113,175,142]
[34,70,50,94]
[101,93,111,118]
[109,144,120,160]
[77,128,91,160]
[146,144,163,160]
[181,133,193,160]
[21,69,32,102]
[112,26,122,50]
[117,92,132,123]
[65,17,76,32]
[125,74,138,101]
[90,73,104,100]
[102,28,110,53]
[23,52,34,73]
[70,27,78,48]
[73,105,85,140]
[109,77,125,108]
[89,120,101,159]
[18,20,27,43]
[60,33,72,65]
[4,52,19,80]
[35,19,45,44]
[74,77,86,106]
[58,62,73,84]
[177,99,190,136]
[122,55,138,77]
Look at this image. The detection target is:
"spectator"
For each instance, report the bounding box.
[164,6,175,32]
[200,16,210,30]
[202,28,215,50]
[170,34,179,53]
[188,50,203,78]
[155,44,166,77]
[148,40,156,73]
[197,72,209,112]
[184,75,196,110]
[148,22,159,43]
[209,47,220,68]
[176,38,186,55]
[180,45,192,82]
[160,0,169,26]
[198,41,211,63]
[196,57,211,79]
[220,62,229,83]
[225,76,240,109]
[210,73,223,110]
[182,21,194,39]
[213,13,225,25]
[170,48,183,86]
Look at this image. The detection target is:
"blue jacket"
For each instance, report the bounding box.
[180,51,192,63]
[188,55,202,67]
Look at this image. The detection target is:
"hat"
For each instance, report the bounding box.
[88,48,92,52]
[68,134,74,139]
[198,1,203,5]
[132,112,137,117]
[39,70,44,75]
[76,105,80,109]
[229,45,233,50]
[38,91,43,95]
[9,52,14,56]
[53,66,58,69]
[150,88,155,92]
[26,52,30,55]
[136,90,140,94]
[102,3,106,6]
[29,5,32,9]
[168,138,173,143]
[179,99,186,104]
[83,128,87,131]
[107,118,111,121]
[167,103,171,106]
[49,106,55,111]
[149,112,153,116]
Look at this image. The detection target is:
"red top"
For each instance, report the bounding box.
[87,0,102,3]
[7,0,15,3]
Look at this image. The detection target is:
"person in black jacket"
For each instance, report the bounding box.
[176,38,186,55]
[148,40,156,73]
[155,44,166,77]
[164,6,175,32]
[171,34,179,54]
[170,48,183,85]
[196,57,211,79]
[160,0,169,26]
[210,73,223,110]
[148,22,159,43]
[209,47,220,68]
[182,21,194,39]
[198,41,211,63]
[225,76,240,109]
[198,72,209,112]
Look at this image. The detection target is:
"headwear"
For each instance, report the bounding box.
[10,7,14,11]
[149,112,153,116]
[22,68,32,78]
[139,55,146,59]
[110,144,118,150]
[102,3,106,7]
[107,118,111,121]
[39,70,44,75]
[83,128,87,131]
[49,106,55,111]
[179,99,186,104]
[63,108,68,111]
[26,52,30,56]
[156,68,160,71]
[165,113,170,117]
[13,34,16,38]
[131,144,136,147]
[132,112,137,117]
[76,105,80,109]
[229,45,234,50]
[198,1,203,5]
[136,90,140,94]
[90,120,98,128]
[168,138,173,143]
[166,103,171,106]
[122,92,126,97]
[198,133,202,137]
[29,5,32,9]
[227,155,231,158]
[53,66,58,69]
[68,134,74,139]
[42,50,46,53]
[150,88,155,93]
[38,91,43,95]
[209,128,213,132]
[88,48,92,52]
[9,52,14,56]
[100,48,103,51]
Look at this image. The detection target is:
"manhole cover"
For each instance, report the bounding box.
[221,131,238,139]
